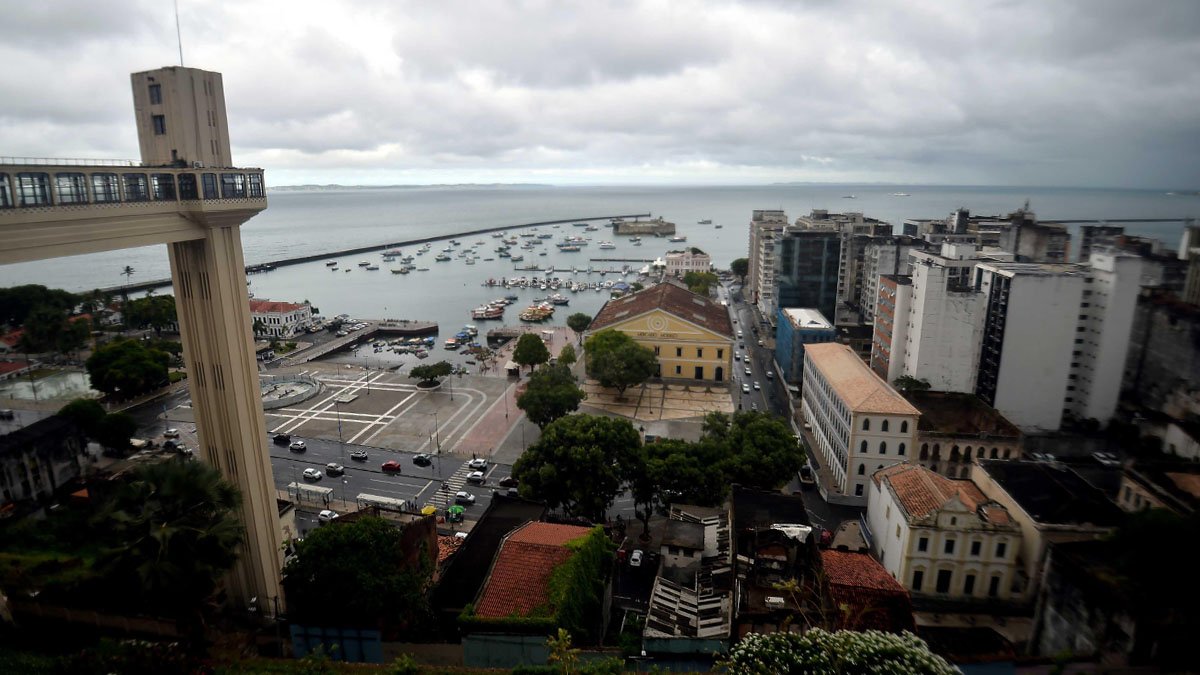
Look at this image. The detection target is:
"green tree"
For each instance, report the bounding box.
[94,461,243,650]
[566,312,592,343]
[0,284,77,327]
[513,414,641,522]
[682,271,719,296]
[893,375,931,394]
[646,438,730,508]
[513,332,551,373]
[409,360,453,385]
[86,338,170,397]
[712,411,804,489]
[730,258,749,284]
[546,628,581,674]
[96,412,137,453]
[723,629,958,674]
[252,318,266,336]
[18,304,87,355]
[517,363,586,428]
[124,295,177,337]
[59,398,107,437]
[283,516,432,630]
[559,343,577,366]
[583,329,657,398]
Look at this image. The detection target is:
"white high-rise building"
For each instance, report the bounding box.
[746,210,787,319]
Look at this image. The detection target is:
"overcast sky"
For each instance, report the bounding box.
[1,0,1197,188]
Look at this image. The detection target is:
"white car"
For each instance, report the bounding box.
[163,428,180,438]
[766,371,774,380]
[302,468,322,481]
[466,470,485,483]
[742,384,750,394]
[318,509,339,522]
[455,491,476,505]
[744,367,751,376]
[753,382,761,391]
[630,549,644,567]
[468,457,488,470]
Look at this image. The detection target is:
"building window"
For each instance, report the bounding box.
[202,173,218,199]
[151,174,176,200]
[862,418,870,431]
[898,442,906,456]
[717,348,723,359]
[122,173,149,201]
[900,420,908,433]
[881,419,889,432]
[879,441,887,454]
[988,575,1001,598]
[148,83,162,104]
[895,524,901,538]
[152,114,166,135]
[221,173,246,198]
[178,173,198,200]
[860,440,868,453]
[964,574,976,595]
[0,173,12,208]
[857,464,865,476]
[247,172,264,197]
[16,172,52,206]
[917,536,928,552]
[696,348,703,358]
[54,172,88,204]
[694,366,703,380]
[970,541,981,556]
[912,569,924,592]
[653,345,660,355]
[91,173,120,202]
[995,541,1007,558]
[936,569,952,594]
[675,347,682,357]
[674,365,682,375]
[855,484,864,496]
[944,539,955,554]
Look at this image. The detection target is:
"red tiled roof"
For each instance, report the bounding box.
[587,282,733,338]
[248,299,307,314]
[804,343,920,415]
[874,463,996,519]
[821,549,908,593]
[474,522,592,619]
[1,330,24,347]
[0,360,32,376]
[821,550,915,633]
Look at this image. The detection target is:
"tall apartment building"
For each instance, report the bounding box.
[746,210,788,315]
[131,67,232,167]
[907,207,1070,264]
[870,275,911,383]
[974,250,1142,431]
[775,230,841,322]
[801,342,920,505]
[791,210,892,325]
[859,235,923,325]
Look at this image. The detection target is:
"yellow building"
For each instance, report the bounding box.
[586,281,734,384]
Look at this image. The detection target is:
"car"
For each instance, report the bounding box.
[302,468,322,481]
[289,440,306,452]
[162,439,179,451]
[163,428,180,438]
[798,465,815,485]
[272,433,291,445]
[0,409,14,420]
[455,491,476,505]
[629,549,644,568]
[753,381,761,390]
[381,460,402,473]
[349,449,369,461]
[766,371,774,380]
[454,531,469,540]
[737,330,744,338]
[466,471,485,483]
[742,384,750,394]
[325,463,345,477]
[744,367,751,376]
[751,403,758,411]
[318,509,340,522]
[757,339,765,347]
[468,457,488,470]
[498,476,520,488]
[412,453,433,467]
[734,353,741,361]
[335,330,348,337]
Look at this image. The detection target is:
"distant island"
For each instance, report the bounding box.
[270,183,556,192]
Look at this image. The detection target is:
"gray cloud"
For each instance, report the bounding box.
[0,0,1196,187]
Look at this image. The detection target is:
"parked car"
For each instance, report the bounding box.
[381,460,402,473]
[272,433,291,445]
[318,509,339,523]
[349,449,368,461]
[766,371,774,380]
[753,381,760,390]
[466,471,485,484]
[798,465,815,485]
[468,457,488,470]
[742,384,750,394]
[413,453,433,467]
[289,440,306,452]
[163,428,180,439]
[325,463,345,477]
[630,549,644,567]
[455,491,476,505]
[744,367,751,376]
[498,476,520,488]
[302,468,322,481]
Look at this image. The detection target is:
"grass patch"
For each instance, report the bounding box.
[168,371,187,383]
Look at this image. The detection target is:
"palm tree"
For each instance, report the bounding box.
[122,265,135,286]
[95,460,243,652]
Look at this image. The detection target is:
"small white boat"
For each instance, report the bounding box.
[357,260,370,266]
[325,260,337,266]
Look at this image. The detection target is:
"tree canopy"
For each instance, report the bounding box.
[558,343,577,366]
[682,271,719,296]
[566,312,592,341]
[96,412,138,453]
[124,294,177,336]
[583,329,657,397]
[86,338,170,397]
[409,360,453,385]
[893,375,931,394]
[724,629,958,675]
[18,305,90,355]
[513,414,641,522]
[59,398,107,436]
[516,363,586,429]
[730,258,749,283]
[513,332,551,372]
[0,284,77,327]
[283,516,432,630]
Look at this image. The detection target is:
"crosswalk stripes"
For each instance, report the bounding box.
[426,462,472,509]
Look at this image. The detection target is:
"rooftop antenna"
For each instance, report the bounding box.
[175,0,185,66]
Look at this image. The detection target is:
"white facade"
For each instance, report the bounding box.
[665,249,712,277]
[873,276,911,384]
[249,299,312,338]
[801,343,920,504]
[867,465,1023,601]
[860,238,919,325]
[747,211,787,320]
[1070,250,1142,422]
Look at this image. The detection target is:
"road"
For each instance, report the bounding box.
[721,281,787,418]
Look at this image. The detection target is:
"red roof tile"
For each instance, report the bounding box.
[0,360,32,376]
[475,522,592,619]
[588,282,732,338]
[873,463,1009,525]
[821,550,915,632]
[248,299,307,314]
[821,549,908,594]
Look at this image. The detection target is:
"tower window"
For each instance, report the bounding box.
[152,114,166,135]
[148,83,162,105]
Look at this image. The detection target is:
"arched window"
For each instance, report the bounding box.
[857,464,865,476]
[879,441,887,454]
[992,447,1000,459]
[1003,448,1011,459]
[919,444,928,460]
[960,466,970,478]
[881,419,890,432]
[932,444,941,459]
[900,420,908,433]
[862,418,870,431]
[964,447,972,460]
[950,446,961,461]
[860,440,869,453]
[898,442,906,456]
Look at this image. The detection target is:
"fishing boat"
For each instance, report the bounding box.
[668,235,687,242]
[392,268,409,274]
[598,241,616,249]
[357,260,370,267]
[585,225,598,232]
[365,264,380,270]
[325,260,337,266]
[444,339,460,350]
[697,219,712,224]
[435,254,452,262]
[558,245,581,252]
[510,254,524,262]
[417,267,430,271]
[548,293,570,305]
[537,233,553,239]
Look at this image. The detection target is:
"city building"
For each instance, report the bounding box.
[789,210,892,326]
[801,342,920,504]
[869,275,911,382]
[820,549,916,632]
[907,391,1023,479]
[0,415,89,508]
[1123,289,1200,416]
[907,207,1070,264]
[1116,462,1200,515]
[773,308,836,383]
[131,66,232,168]
[971,460,1125,602]
[248,298,313,338]
[775,229,841,323]
[858,235,923,325]
[867,464,1023,602]
[665,247,712,278]
[586,281,733,383]
[746,210,788,317]
[473,521,593,620]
